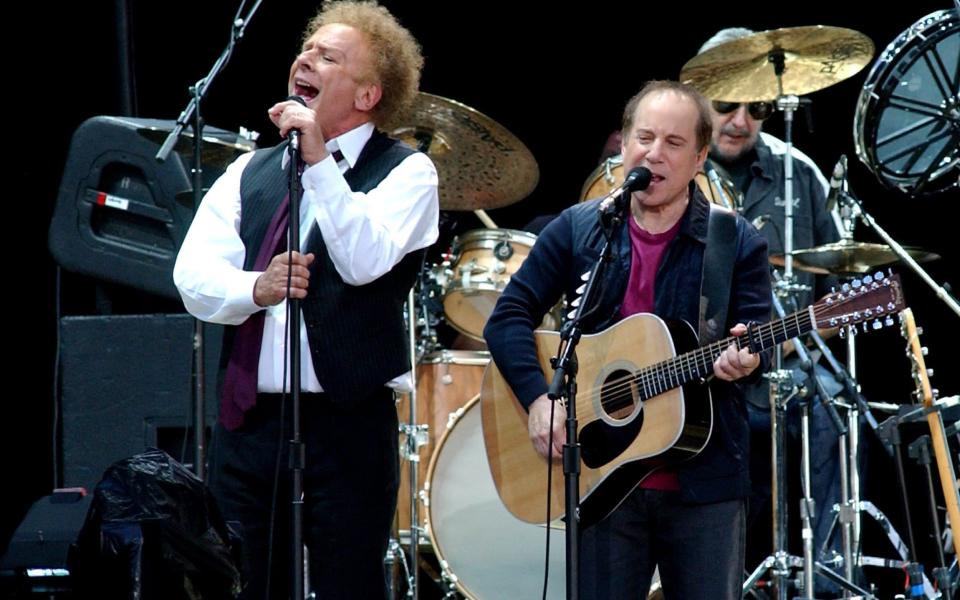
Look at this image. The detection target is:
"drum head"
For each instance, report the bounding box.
[425,396,566,599]
[854,10,959,196]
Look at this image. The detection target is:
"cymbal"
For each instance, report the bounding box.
[134,122,256,168]
[770,241,939,275]
[390,92,539,211]
[680,26,875,102]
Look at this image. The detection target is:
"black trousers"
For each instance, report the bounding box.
[208,390,399,600]
[580,488,746,599]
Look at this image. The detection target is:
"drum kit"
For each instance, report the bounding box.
[382,10,958,600]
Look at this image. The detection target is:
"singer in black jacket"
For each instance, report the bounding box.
[485,80,771,600]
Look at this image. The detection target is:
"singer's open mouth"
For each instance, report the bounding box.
[294,79,319,102]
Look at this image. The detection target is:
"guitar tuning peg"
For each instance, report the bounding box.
[842,282,851,292]
[872,320,882,330]
[886,315,895,327]
[570,297,581,308]
[932,388,939,398]
[850,326,859,336]
[876,271,885,280]
[862,322,868,333]
[581,271,591,281]
[863,274,874,285]
[921,346,928,356]
[927,368,934,378]
[567,309,578,320]
[917,326,924,335]
[576,283,587,295]
[839,328,847,339]
[852,279,862,288]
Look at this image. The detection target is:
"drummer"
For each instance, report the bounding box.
[696,27,849,593]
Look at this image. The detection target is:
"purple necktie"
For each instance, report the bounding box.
[220,194,291,431]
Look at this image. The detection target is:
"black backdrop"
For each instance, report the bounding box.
[8,0,959,592]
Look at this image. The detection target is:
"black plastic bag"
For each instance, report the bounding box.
[68,449,241,599]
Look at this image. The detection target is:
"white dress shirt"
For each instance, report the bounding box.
[173,122,439,392]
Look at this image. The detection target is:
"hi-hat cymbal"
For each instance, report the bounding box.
[770,240,939,275]
[680,26,875,102]
[390,92,539,211]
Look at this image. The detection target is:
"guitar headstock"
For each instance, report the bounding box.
[811,272,906,335]
[900,307,936,406]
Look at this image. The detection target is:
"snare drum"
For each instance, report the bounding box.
[425,396,566,599]
[439,229,539,340]
[579,153,736,206]
[395,350,488,533]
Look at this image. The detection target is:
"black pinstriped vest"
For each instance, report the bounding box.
[229,130,424,407]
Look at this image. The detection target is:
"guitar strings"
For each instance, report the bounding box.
[559,307,829,428]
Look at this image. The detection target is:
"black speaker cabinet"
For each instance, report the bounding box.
[48,116,254,299]
[59,314,222,492]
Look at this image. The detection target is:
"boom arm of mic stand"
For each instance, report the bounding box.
[770,290,847,435]
[844,191,960,318]
[155,2,262,162]
[805,325,892,457]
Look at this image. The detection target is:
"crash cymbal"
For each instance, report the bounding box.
[391,92,539,211]
[770,240,939,275]
[680,26,874,102]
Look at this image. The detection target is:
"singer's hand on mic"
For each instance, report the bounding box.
[267,99,328,165]
[254,251,316,307]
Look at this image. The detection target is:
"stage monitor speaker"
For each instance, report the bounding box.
[48,116,255,299]
[59,314,222,492]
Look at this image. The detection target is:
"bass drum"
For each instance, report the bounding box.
[425,396,566,599]
[425,397,666,598]
[854,10,959,196]
[579,154,736,206]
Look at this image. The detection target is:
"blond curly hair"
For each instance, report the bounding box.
[303,1,423,129]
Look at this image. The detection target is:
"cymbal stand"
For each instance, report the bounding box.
[390,270,441,599]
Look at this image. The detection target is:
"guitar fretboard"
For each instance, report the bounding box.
[634,306,816,401]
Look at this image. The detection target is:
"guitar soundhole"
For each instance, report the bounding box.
[579,369,644,469]
[600,369,639,420]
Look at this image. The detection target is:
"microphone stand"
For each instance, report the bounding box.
[286,134,306,600]
[155,0,264,479]
[552,180,637,600]
[837,189,959,319]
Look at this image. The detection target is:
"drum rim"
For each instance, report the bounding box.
[423,394,482,600]
[419,349,491,365]
[580,153,624,201]
[453,228,539,246]
[853,9,960,193]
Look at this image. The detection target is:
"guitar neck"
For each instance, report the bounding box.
[634,305,815,399]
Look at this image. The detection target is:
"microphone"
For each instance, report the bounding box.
[598,166,652,216]
[751,214,771,231]
[285,95,307,148]
[825,154,846,212]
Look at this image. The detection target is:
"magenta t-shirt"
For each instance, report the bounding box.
[620,215,683,491]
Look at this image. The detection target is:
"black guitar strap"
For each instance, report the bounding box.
[698,204,738,344]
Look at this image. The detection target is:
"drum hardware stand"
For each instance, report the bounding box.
[390,287,428,599]
[907,432,956,599]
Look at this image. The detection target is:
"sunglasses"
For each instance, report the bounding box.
[712,100,775,121]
